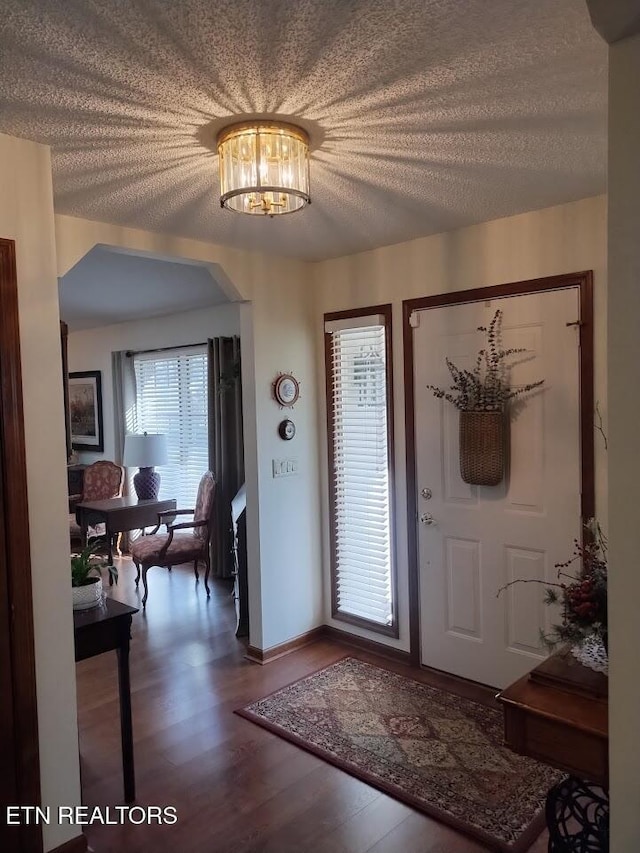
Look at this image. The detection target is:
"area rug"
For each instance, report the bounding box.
[236,657,560,852]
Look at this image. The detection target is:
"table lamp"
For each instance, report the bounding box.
[123,432,168,500]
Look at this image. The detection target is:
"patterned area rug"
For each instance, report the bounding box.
[237,657,560,852]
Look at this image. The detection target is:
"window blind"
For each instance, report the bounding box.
[133,347,208,509]
[326,316,395,631]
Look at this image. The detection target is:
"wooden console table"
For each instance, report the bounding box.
[76,496,177,564]
[499,650,609,850]
[231,483,248,638]
[498,649,608,785]
[74,598,139,803]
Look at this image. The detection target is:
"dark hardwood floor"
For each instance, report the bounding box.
[77,558,547,853]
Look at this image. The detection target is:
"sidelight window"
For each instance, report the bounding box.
[324,308,397,635]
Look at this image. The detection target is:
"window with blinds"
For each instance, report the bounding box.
[325,308,397,636]
[133,347,208,509]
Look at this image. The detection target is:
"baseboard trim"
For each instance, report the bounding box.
[245,626,325,664]
[49,834,88,853]
[322,626,411,664]
[245,625,411,666]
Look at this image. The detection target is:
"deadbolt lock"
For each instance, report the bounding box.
[420,488,433,500]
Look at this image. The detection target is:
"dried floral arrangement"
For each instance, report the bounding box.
[426,309,544,411]
[498,519,608,652]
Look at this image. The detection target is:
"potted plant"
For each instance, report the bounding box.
[71,538,117,611]
[426,309,544,485]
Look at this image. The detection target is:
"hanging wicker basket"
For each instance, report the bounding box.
[459,410,506,486]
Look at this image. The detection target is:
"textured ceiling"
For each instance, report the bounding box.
[59,247,229,331]
[0,0,607,261]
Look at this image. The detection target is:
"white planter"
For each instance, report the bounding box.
[72,577,103,611]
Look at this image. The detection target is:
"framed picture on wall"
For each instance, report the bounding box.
[68,370,104,451]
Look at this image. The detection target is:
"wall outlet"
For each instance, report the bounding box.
[272,458,299,478]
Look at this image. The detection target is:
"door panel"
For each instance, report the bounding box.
[444,536,482,639]
[413,289,581,688]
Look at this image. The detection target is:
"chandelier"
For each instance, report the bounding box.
[217,121,310,216]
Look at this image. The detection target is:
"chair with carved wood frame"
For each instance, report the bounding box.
[69,460,124,547]
[129,471,216,607]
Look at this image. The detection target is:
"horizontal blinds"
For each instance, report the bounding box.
[133,347,208,509]
[328,322,393,628]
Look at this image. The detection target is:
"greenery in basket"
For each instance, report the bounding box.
[426,309,544,411]
[498,519,608,652]
[71,538,118,587]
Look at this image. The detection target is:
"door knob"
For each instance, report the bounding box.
[420,512,435,525]
[420,488,432,500]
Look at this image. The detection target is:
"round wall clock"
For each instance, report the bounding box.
[278,419,296,440]
[273,373,300,408]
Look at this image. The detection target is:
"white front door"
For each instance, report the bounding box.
[412,289,582,688]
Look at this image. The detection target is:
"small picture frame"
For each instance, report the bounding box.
[273,373,300,408]
[68,370,104,451]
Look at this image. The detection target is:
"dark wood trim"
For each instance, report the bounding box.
[49,834,88,853]
[403,271,595,664]
[60,321,72,461]
[245,626,326,664]
[578,273,595,520]
[0,239,42,853]
[323,625,411,664]
[402,299,421,665]
[324,304,399,638]
[402,271,592,314]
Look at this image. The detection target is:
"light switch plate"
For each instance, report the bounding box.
[272,458,299,478]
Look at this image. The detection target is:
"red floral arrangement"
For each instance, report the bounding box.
[499,519,608,652]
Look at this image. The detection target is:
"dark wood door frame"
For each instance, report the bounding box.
[0,239,43,853]
[402,271,595,665]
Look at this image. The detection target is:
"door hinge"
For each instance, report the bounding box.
[566,320,582,346]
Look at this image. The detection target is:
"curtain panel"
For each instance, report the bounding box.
[208,337,244,578]
[112,350,138,489]
[111,350,138,550]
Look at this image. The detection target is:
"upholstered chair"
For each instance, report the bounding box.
[129,472,216,607]
[69,460,124,544]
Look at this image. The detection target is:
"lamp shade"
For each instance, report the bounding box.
[123,433,168,469]
[217,121,310,216]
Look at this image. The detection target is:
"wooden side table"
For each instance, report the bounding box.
[74,598,139,803]
[231,483,248,638]
[498,650,608,785]
[76,496,177,564]
[498,650,609,851]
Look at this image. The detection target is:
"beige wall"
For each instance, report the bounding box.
[607,30,640,851]
[315,195,608,651]
[0,134,81,851]
[56,215,324,651]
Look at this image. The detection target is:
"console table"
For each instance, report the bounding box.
[498,650,608,785]
[498,650,609,850]
[74,598,139,803]
[231,483,248,638]
[76,496,177,564]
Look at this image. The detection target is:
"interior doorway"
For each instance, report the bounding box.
[58,245,248,624]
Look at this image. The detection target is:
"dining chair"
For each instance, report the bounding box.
[129,471,216,607]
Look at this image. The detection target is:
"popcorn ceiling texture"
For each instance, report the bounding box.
[0,0,606,261]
